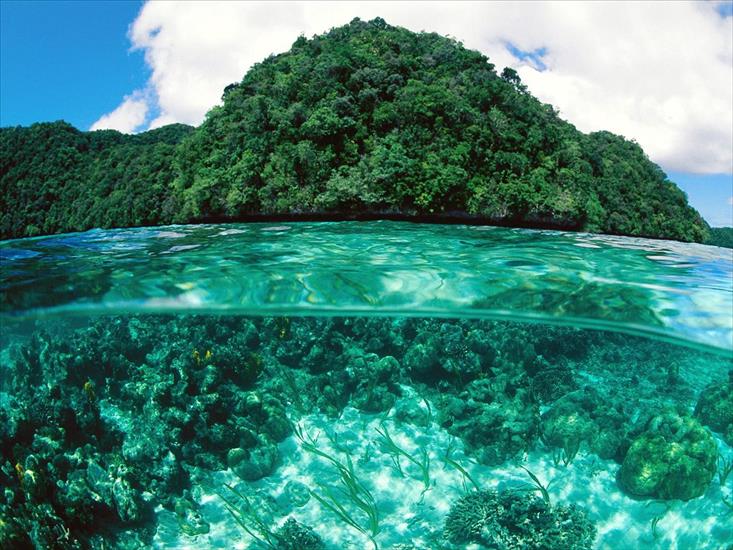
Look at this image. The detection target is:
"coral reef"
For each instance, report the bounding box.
[540,390,598,464]
[274,518,326,550]
[174,496,210,536]
[694,375,733,445]
[0,313,727,546]
[619,412,718,500]
[438,378,539,465]
[0,316,288,547]
[443,489,596,549]
[540,386,653,463]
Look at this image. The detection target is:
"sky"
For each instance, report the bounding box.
[1,0,731,226]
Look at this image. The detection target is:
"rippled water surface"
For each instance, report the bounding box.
[2,221,732,353]
[0,222,731,549]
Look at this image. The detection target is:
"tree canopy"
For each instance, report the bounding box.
[705,227,733,248]
[0,18,709,242]
[1,122,192,237]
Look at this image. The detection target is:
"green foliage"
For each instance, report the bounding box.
[651,514,664,540]
[217,485,325,549]
[0,18,708,242]
[293,424,380,549]
[519,465,551,506]
[375,423,431,495]
[706,227,733,248]
[442,439,480,493]
[217,483,280,547]
[0,122,192,238]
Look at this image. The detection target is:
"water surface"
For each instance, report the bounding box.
[2,221,731,353]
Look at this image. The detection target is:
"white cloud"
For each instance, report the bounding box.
[90,90,149,133]
[95,1,733,173]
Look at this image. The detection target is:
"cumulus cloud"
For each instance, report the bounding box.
[90,90,149,133]
[94,1,732,173]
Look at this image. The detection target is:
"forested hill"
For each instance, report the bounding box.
[0,122,193,238]
[0,18,709,242]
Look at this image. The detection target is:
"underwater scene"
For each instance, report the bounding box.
[1,221,732,550]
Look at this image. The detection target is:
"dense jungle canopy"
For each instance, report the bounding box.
[0,18,710,242]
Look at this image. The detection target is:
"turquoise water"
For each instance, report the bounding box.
[1,222,732,549]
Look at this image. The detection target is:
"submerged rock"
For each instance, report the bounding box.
[403,321,489,385]
[112,477,142,523]
[540,392,596,461]
[393,395,432,427]
[349,355,403,412]
[619,412,717,500]
[240,392,292,442]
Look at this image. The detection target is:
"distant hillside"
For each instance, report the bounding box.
[0,122,192,237]
[0,18,709,242]
[706,227,733,248]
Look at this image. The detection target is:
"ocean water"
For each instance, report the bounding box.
[0,221,731,549]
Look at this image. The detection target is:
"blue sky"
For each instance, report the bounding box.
[0,0,146,130]
[1,1,731,227]
[669,172,732,227]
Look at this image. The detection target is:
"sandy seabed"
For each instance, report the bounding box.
[151,386,732,550]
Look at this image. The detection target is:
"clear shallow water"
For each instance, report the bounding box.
[1,222,732,354]
[0,222,732,549]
